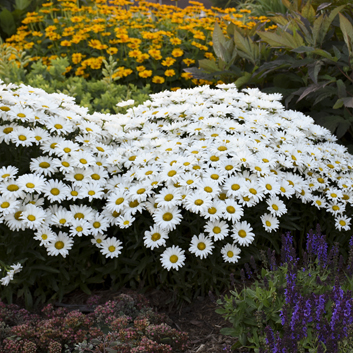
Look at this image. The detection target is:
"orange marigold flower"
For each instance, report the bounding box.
[139,70,153,78]
[171,48,184,57]
[164,69,175,77]
[152,76,165,84]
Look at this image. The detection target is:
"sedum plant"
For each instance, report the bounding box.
[0,82,353,305]
[216,226,353,352]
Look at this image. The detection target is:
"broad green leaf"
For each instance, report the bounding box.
[14,0,31,10]
[336,79,347,99]
[339,13,353,55]
[342,97,353,108]
[213,21,228,62]
[234,72,252,89]
[301,1,315,23]
[0,9,16,36]
[258,29,304,49]
[308,60,323,84]
[336,120,351,139]
[198,59,219,72]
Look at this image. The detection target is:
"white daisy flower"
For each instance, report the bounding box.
[311,196,327,209]
[189,233,214,259]
[9,126,36,147]
[46,231,73,258]
[0,165,18,182]
[50,208,74,228]
[195,179,220,198]
[65,168,92,185]
[278,180,295,198]
[80,182,104,202]
[40,136,66,156]
[184,192,213,214]
[127,184,153,203]
[91,233,107,248]
[231,221,255,246]
[89,213,110,236]
[223,199,244,222]
[116,213,135,229]
[155,187,182,208]
[152,206,183,231]
[106,190,129,213]
[4,208,27,231]
[69,219,92,237]
[0,196,20,215]
[31,127,50,145]
[179,172,202,189]
[0,123,18,144]
[335,215,351,231]
[100,237,123,259]
[20,204,47,229]
[29,156,57,176]
[45,116,74,135]
[43,179,70,203]
[143,225,169,250]
[204,219,229,241]
[221,243,241,263]
[266,196,287,217]
[200,200,225,222]
[160,245,186,271]
[69,204,95,222]
[17,173,46,194]
[0,179,25,199]
[34,226,56,246]
[327,201,345,216]
[55,140,81,157]
[66,185,83,201]
[260,213,280,232]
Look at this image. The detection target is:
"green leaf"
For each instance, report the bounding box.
[339,13,353,55]
[14,0,31,10]
[30,265,60,273]
[301,1,315,23]
[258,29,304,49]
[79,283,91,295]
[213,21,228,62]
[0,9,16,36]
[220,327,238,337]
[336,79,347,99]
[234,72,252,89]
[198,59,219,72]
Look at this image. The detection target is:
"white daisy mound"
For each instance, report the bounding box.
[1,81,353,275]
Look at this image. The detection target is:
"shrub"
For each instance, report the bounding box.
[216,226,353,352]
[186,2,353,151]
[0,81,352,307]
[0,293,188,352]
[4,0,271,92]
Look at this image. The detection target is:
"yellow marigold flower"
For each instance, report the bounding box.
[182,58,195,66]
[72,53,83,64]
[171,87,181,91]
[123,68,133,76]
[152,76,165,84]
[240,9,251,13]
[42,2,53,7]
[204,52,215,60]
[171,48,184,57]
[129,50,142,58]
[106,47,118,55]
[64,66,72,74]
[24,42,34,49]
[49,55,58,61]
[136,66,146,72]
[161,57,176,67]
[139,70,153,78]
[170,37,182,45]
[181,72,193,80]
[136,53,150,63]
[75,67,85,76]
[164,69,176,77]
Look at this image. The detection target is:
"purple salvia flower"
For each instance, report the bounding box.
[316,234,328,268]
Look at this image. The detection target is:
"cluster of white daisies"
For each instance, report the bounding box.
[0,80,352,281]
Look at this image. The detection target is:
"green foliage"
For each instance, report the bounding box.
[186,2,353,152]
[0,55,152,114]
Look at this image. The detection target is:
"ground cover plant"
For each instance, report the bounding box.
[186,1,353,151]
[3,0,273,93]
[0,292,189,352]
[216,226,353,352]
[0,80,353,308]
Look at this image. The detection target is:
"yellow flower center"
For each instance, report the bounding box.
[59,219,66,224]
[62,162,70,167]
[76,226,83,232]
[93,222,101,228]
[71,190,78,196]
[266,184,272,190]
[14,211,22,220]
[39,162,50,168]
[151,233,161,241]
[231,184,240,191]
[186,180,194,185]
[41,234,48,240]
[339,220,346,226]
[238,230,247,238]
[225,165,233,171]
[129,156,136,161]
[74,212,84,219]
[218,146,227,151]
[208,207,217,214]
[137,188,146,194]
[213,226,221,234]
[170,255,178,263]
[51,188,60,195]
[204,186,213,193]
[88,190,95,196]
[255,166,262,171]
[197,242,206,250]
[194,199,204,206]
[2,173,10,178]
[272,204,279,211]
[96,146,105,152]
[163,212,173,221]
[19,135,27,141]
[129,200,139,208]
[27,215,36,221]
[226,206,235,214]
[7,184,19,191]
[55,241,64,250]
[80,158,87,164]
[50,143,57,149]
[167,170,176,177]
[249,188,257,195]
[317,178,324,184]
[1,202,10,208]
[227,251,234,258]
[332,205,339,211]
[63,147,71,153]
[74,174,84,181]
[210,156,219,162]
[54,124,63,129]
[115,197,124,205]
[280,187,286,192]
[265,220,271,227]
[108,245,116,252]
[164,194,174,201]
[123,220,130,225]
[17,113,26,118]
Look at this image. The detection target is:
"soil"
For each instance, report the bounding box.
[51,282,254,353]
